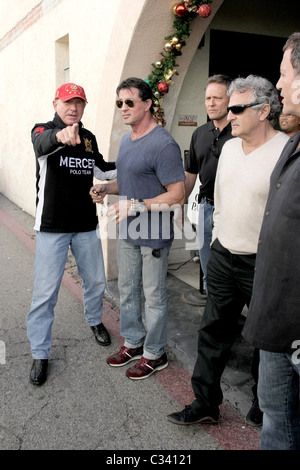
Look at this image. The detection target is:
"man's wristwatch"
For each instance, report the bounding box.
[131,198,147,215]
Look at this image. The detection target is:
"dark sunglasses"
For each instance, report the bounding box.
[227,102,260,114]
[116,99,143,109]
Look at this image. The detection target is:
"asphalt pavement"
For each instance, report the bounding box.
[0,193,261,455]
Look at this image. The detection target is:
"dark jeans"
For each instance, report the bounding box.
[191,238,259,409]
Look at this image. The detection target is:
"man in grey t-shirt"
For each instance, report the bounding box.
[90,77,185,380]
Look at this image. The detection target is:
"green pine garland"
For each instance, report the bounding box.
[146,1,213,126]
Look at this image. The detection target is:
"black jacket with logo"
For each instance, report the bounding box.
[32,113,116,232]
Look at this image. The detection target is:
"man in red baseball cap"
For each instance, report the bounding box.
[27,82,116,386]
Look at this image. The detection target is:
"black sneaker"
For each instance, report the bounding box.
[167,404,219,425]
[245,398,263,427]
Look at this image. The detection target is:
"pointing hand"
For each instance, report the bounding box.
[56,123,81,146]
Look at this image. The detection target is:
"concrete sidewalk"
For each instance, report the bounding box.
[0,194,260,451]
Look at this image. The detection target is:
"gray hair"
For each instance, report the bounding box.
[228,75,281,126]
[206,74,232,89]
[283,32,300,77]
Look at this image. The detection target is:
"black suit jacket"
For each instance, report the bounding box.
[243,131,300,353]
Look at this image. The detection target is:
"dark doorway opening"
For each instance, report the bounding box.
[209,30,286,87]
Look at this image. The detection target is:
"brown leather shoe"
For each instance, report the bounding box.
[126,353,168,380]
[106,345,143,367]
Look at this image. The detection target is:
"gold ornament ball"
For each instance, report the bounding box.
[171,36,180,45]
[172,3,179,14]
[164,42,172,52]
[155,61,163,69]
[175,43,183,51]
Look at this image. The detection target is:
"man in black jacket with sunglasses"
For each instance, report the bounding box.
[243,32,300,451]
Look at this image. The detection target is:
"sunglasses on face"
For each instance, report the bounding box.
[116,99,143,109]
[227,102,260,115]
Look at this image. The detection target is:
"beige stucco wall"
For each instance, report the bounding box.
[0,0,37,37]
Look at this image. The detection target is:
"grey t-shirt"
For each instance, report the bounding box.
[116,125,185,248]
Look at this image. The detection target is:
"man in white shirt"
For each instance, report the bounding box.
[167,75,289,427]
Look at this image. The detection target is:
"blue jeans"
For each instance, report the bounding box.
[117,239,170,360]
[27,230,106,359]
[259,350,300,450]
[197,198,214,292]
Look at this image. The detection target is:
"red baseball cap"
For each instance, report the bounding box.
[54,83,88,102]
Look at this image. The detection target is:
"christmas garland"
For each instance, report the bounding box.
[146,1,213,126]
